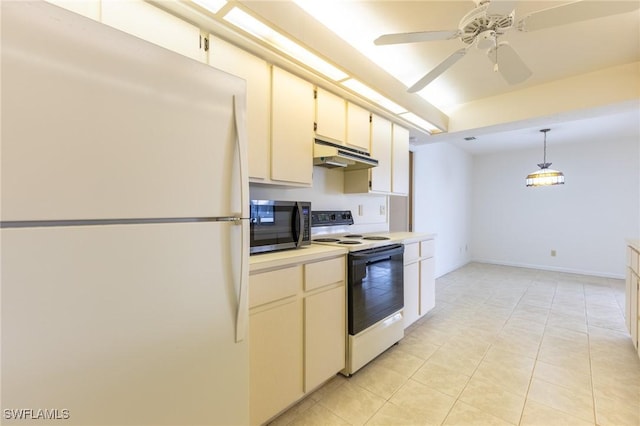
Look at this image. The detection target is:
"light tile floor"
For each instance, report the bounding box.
[269,262,640,426]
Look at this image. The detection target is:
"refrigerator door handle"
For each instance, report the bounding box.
[233,95,249,343]
[233,95,249,220]
[235,219,249,343]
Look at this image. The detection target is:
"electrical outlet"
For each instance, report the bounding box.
[551,250,557,257]
[358,205,363,216]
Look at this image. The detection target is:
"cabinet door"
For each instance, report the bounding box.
[250,299,303,425]
[420,257,436,315]
[403,262,420,328]
[45,0,100,20]
[271,67,314,185]
[305,285,346,391]
[392,124,410,195]
[631,272,639,350]
[315,88,346,144]
[370,114,393,193]
[208,36,270,181]
[101,0,205,62]
[626,269,633,334]
[347,102,371,152]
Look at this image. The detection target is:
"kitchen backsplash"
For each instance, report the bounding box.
[250,167,389,235]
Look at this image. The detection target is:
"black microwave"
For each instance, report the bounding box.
[249,200,311,255]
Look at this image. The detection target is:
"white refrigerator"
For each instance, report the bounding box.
[1,2,250,425]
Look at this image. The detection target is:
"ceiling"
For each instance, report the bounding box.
[239,0,640,154]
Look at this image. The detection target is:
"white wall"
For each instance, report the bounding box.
[250,167,389,235]
[413,143,473,278]
[471,134,640,278]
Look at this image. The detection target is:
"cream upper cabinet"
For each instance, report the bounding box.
[343,114,396,195]
[370,114,393,193]
[45,0,100,20]
[101,0,205,62]
[315,88,346,144]
[208,36,270,181]
[271,67,315,186]
[346,102,371,152]
[392,124,410,195]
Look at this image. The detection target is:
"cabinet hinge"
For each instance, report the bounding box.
[369,180,372,189]
[314,122,318,132]
[313,89,317,99]
[369,114,372,123]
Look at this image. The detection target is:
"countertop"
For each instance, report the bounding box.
[249,232,435,272]
[250,244,347,273]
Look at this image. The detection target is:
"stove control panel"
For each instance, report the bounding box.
[311,210,354,227]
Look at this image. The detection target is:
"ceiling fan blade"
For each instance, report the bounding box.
[485,0,518,16]
[374,30,460,46]
[408,47,468,93]
[517,1,640,32]
[487,42,532,85]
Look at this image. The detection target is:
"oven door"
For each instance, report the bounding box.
[348,244,404,335]
[249,200,307,254]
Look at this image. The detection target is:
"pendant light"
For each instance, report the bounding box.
[526,128,565,187]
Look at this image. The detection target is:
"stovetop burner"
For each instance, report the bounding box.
[338,240,363,245]
[344,234,363,238]
[362,236,390,241]
[314,238,341,243]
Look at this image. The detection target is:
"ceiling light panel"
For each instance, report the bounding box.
[191,0,227,14]
[341,79,406,114]
[398,112,439,133]
[223,8,348,81]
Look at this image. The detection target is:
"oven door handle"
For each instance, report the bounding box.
[349,244,404,261]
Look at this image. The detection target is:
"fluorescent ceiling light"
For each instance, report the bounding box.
[223,8,348,81]
[341,79,406,115]
[191,0,227,14]
[398,112,439,133]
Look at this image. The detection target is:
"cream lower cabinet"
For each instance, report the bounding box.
[249,255,346,425]
[403,238,436,329]
[625,242,640,359]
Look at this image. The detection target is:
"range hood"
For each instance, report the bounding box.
[313,139,378,170]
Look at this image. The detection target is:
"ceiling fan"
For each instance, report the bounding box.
[374,0,640,93]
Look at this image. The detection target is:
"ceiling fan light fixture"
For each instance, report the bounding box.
[476,29,496,49]
[526,128,564,187]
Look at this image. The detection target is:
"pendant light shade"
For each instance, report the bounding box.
[526,129,564,187]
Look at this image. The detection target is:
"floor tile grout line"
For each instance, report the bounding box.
[440,274,536,426]
[515,274,553,426]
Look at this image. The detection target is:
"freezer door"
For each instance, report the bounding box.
[1,2,247,221]
[1,222,249,425]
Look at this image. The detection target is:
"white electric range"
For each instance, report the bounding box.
[310,210,398,251]
[311,210,405,375]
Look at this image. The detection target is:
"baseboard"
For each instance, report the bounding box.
[470,258,625,280]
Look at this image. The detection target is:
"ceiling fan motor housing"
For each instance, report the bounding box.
[459,3,515,45]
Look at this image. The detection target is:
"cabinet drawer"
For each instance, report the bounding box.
[404,243,420,264]
[250,265,302,308]
[305,257,345,292]
[420,239,435,258]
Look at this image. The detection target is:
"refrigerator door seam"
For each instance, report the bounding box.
[233,94,250,343]
[0,217,242,229]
